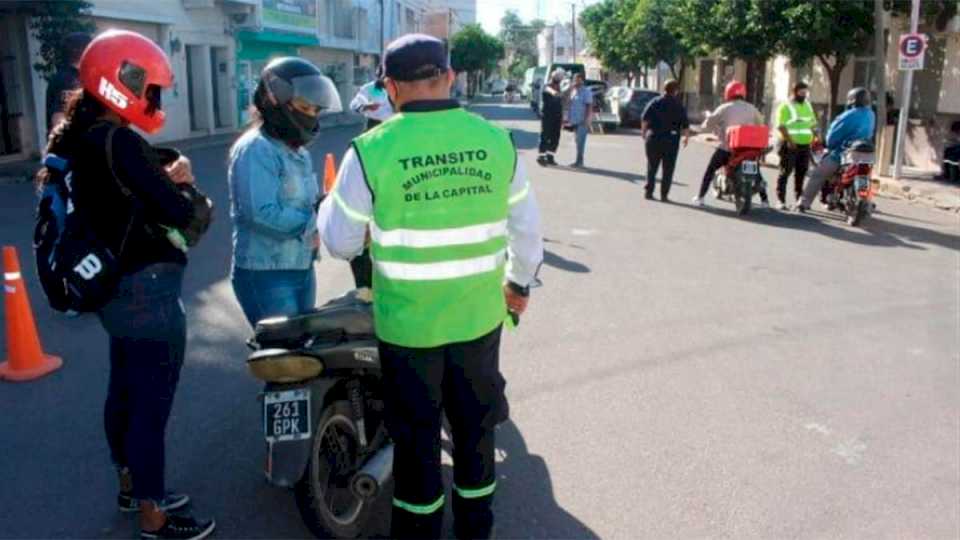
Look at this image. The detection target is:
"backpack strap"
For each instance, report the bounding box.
[101,124,138,258]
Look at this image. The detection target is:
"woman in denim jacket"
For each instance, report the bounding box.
[229,57,341,327]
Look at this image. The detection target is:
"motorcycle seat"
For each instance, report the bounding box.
[254,290,374,347]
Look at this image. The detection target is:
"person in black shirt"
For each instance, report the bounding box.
[37,30,215,540]
[45,32,91,130]
[537,69,567,166]
[640,80,690,201]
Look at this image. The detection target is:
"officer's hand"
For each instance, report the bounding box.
[504,285,529,316]
[683,135,690,148]
[166,156,195,185]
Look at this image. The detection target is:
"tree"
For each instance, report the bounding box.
[26,0,95,82]
[885,0,958,30]
[627,0,691,82]
[450,24,505,96]
[580,0,647,85]
[498,11,545,81]
[778,0,873,120]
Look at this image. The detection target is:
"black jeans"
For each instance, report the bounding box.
[776,143,811,203]
[379,326,508,540]
[349,248,373,289]
[539,113,562,155]
[943,143,960,181]
[99,263,186,501]
[645,134,680,196]
[699,148,732,198]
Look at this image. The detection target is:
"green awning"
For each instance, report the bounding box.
[236,29,319,47]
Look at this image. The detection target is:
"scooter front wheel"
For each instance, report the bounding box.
[295,400,371,539]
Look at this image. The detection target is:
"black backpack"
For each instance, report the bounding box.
[33,126,137,312]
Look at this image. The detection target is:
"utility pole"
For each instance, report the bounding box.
[874,0,889,175]
[893,0,921,181]
[571,3,576,62]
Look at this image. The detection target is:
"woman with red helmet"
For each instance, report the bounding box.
[37,29,215,540]
[693,80,770,208]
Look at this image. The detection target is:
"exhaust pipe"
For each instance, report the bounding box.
[351,443,394,499]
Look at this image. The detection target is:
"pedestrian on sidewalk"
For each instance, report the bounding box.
[229,57,342,327]
[937,120,960,182]
[349,66,394,131]
[640,80,690,201]
[694,81,770,207]
[537,69,567,166]
[39,30,215,539]
[796,88,875,212]
[567,73,593,168]
[320,34,544,539]
[45,32,91,130]
[774,82,819,209]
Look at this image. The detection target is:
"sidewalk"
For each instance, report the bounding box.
[690,133,959,212]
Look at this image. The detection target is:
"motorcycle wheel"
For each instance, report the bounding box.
[735,176,751,215]
[295,400,371,539]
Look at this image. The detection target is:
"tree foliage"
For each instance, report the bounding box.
[580,0,646,77]
[778,0,874,119]
[626,0,690,79]
[499,11,545,81]
[27,0,96,82]
[450,24,505,96]
[450,24,505,75]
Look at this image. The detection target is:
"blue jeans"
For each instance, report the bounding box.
[232,267,316,327]
[99,263,186,501]
[574,123,589,165]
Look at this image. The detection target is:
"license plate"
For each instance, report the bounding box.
[264,389,311,442]
[741,161,759,175]
[855,176,870,190]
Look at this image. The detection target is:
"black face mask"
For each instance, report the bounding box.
[795,95,807,103]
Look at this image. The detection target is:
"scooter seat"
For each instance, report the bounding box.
[254,290,374,347]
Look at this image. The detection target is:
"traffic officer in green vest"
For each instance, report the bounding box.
[774,82,819,209]
[319,33,544,539]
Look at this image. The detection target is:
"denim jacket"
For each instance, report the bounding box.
[229,128,319,270]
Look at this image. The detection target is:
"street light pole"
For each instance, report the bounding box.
[874,0,888,173]
[893,0,921,181]
[571,3,577,62]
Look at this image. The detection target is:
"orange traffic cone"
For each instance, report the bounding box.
[323,153,337,194]
[0,246,62,382]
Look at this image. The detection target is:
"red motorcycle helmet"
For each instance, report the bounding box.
[724,80,747,101]
[79,29,174,134]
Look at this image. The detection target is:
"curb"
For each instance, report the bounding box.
[872,176,960,212]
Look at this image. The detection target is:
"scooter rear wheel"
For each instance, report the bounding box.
[295,400,370,539]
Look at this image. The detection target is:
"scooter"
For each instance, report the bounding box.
[713,125,771,216]
[812,140,876,226]
[246,289,391,539]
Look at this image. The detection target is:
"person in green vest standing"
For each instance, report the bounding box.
[774,82,819,209]
[319,34,544,539]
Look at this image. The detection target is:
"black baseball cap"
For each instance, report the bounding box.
[382,34,449,82]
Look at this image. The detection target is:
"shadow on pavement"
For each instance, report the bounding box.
[544,249,591,273]
[694,202,956,251]
[489,420,599,539]
[469,104,539,122]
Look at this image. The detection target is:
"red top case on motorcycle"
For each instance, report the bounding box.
[726,125,770,151]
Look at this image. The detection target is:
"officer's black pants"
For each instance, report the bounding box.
[379,326,508,540]
[776,143,811,203]
[349,248,373,289]
[539,113,561,155]
[645,135,680,197]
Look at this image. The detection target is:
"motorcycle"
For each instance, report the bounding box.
[817,140,876,226]
[246,288,390,539]
[713,125,770,216]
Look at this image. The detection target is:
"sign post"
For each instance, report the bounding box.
[893,0,924,181]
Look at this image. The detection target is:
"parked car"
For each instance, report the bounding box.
[607,88,659,127]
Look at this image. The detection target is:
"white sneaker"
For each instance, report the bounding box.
[692,196,705,207]
[760,200,770,209]
[777,201,787,210]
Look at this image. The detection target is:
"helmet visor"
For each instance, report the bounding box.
[290,74,343,114]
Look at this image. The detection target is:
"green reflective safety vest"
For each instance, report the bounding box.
[777,100,817,145]
[352,106,517,348]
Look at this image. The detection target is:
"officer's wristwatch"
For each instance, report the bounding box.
[507,281,530,297]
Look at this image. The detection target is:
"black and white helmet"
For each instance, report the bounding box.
[254,57,342,146]
[846,87,872,109]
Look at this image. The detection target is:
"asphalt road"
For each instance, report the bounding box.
[1,101,958,539]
